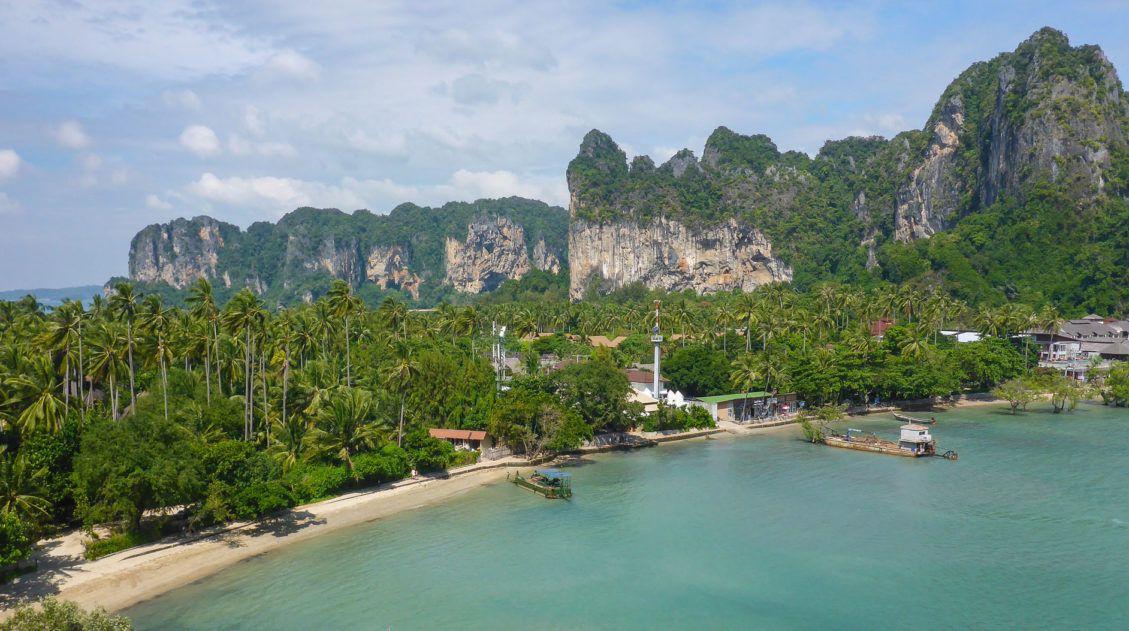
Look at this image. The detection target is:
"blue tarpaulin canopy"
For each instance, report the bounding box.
[535,469,571,479]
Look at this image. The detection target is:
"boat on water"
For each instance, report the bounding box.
[512,469,573,499]
[824,423,958,460]
[893,411,936,425]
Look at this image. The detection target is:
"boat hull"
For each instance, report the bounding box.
[823,436,933,458]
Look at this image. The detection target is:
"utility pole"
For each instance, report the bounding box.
[652,299,663,400]
[491,321,507,392]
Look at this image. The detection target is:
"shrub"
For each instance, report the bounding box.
[0,597,132,630]
[83,528,163,560]
[353,445,411,485]
[402,431,455,472]
[283,463,349,503]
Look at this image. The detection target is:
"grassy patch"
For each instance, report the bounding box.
[83,528,164,560]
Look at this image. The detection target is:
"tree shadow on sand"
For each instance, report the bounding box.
[0,539,73,609]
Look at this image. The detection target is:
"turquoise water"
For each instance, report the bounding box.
[127,404,1129,629]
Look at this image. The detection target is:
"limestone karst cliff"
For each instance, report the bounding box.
[566,27,1129,306]
[123,197,568,303]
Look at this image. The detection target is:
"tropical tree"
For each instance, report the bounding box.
[382,341,422,447]
[108,282,140,411]
[311,388,387,477]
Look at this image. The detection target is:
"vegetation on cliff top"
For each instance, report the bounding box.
[566,27,1129,312]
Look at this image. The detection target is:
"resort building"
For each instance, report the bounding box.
[625,368,667,392]
[1027,314,1129,378]
[428,428,495,452]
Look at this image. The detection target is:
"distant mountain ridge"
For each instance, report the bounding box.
[0,285,102,307]
[122,197,568,305]
[566,27,1129,310]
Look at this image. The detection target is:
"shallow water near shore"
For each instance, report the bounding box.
[127,404,1129,630]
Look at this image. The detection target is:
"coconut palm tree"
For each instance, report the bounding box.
[311,388,387,478]
[223,289,267,440]
[325,280,363,386]
[5,355,65,434]
[87,321,126,419]
[268,416,310,473]
[108,282,140,410]
[186,278,219,403]
[383,341,421,447]
[0,452,49,521]
[139,295,175,420]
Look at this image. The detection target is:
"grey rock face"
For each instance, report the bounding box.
[568,217,792,299]
[128,216,226,288]
[366,245,422,299]
[444,216,534,293]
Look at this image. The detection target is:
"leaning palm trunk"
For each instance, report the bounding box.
[126,322,136,409]
[344,316,352,387]
[397,393,406,447]
[77,323,85,417]
[161,356,169,421]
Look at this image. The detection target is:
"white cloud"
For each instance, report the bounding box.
[260,49,320,81]
[53,120,90,149]
[189,172,367,213]
[0,149,21,179]
[162,89,201,110]
[228,134,297,158]
[146,194,173,210]
[243,105,265,136]
[180,125,222,157]
[439,169,566,204]
[447,74,528,106]
[0,192,22,215]
[185,168,565,216]
[0,1,273,80]
[79,153,103,171]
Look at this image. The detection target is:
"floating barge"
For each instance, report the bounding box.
[824,423,957,460]
[512,469,573,499]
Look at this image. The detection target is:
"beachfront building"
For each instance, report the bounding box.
[691,392,800,422]
[1027,314,1129,378]
[428,428,495,452]
[626,368,667,392]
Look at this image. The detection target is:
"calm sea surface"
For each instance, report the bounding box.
[127,404,1129,630]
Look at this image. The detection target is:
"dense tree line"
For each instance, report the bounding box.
[0,278,1099,564]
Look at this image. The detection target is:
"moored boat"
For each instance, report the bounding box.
[823,423,957,459]
[892,412,936,424]
[512,469,573,499]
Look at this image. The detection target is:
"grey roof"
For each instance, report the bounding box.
[1083,314,1105,320]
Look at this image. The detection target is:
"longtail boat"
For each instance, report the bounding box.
[893,411,936,425]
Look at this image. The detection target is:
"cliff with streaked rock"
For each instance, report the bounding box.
[122,197,568,304]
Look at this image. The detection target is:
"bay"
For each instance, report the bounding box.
[127,404,1129,630]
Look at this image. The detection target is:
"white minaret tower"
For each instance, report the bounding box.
[651,299,663,399]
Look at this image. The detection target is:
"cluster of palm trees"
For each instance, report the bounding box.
[1,279,1075,441]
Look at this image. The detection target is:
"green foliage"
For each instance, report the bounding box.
[72,413,203,530]
[1104,361,1129,406]
[401,430,456,472]
[283,462,350,503]
[663,345,730,397]
[0,597,132,630]
[83,527,163,560]
[0,512,33,565]
[640,404,715,432]
[553,355,633,432]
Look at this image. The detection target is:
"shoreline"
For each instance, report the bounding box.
[0,401,997,618]
[0,427,738,617]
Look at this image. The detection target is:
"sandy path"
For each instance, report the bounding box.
[0,466,511,617]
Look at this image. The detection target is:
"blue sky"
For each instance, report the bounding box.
[2,0,1128,289]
